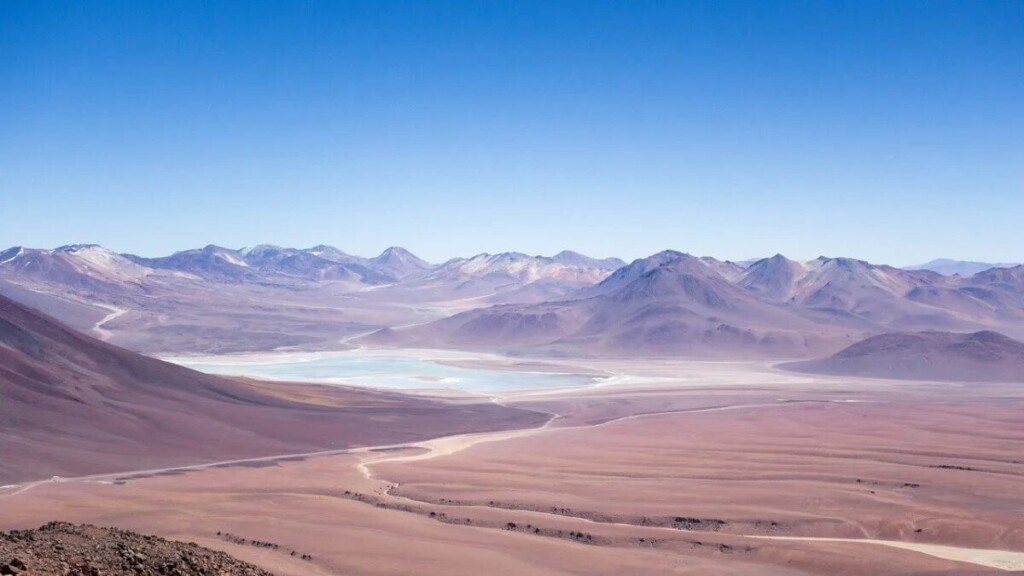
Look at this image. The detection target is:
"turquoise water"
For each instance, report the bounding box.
[175,352,597,392]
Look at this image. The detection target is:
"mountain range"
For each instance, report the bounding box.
[369,251,1024,357]
[0,244,624,353]
[1,244,1022,358]
[905,258,1021,276]
[1,244,622,292]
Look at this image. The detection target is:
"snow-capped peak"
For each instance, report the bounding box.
[0,246,25,265]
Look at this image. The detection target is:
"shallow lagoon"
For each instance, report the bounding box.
[174,351,598,393]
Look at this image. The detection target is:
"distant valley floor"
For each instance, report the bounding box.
[4,362,1023,575]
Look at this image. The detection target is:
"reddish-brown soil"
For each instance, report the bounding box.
[3,369,1022,575]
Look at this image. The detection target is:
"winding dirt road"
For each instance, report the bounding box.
[91,302,128,340]
[5,396,1023,571]
[355,400,1024,572]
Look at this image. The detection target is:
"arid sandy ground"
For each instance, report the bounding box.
[3,360,1023,575]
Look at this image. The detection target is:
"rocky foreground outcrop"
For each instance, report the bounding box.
[0,522,272,576]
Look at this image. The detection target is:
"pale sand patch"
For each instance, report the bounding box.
[356,399,849,479]
[355,414,560,479]
[752,536,1024,571]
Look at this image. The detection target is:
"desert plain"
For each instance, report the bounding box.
[6,2,1024,573]
[3,356,1023,575]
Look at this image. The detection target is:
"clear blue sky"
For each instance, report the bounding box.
[2,1,1022,265]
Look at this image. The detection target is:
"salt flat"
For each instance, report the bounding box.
[170,348,602,393]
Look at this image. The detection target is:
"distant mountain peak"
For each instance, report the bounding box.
[197,244,236,254]
[377,246,417,258]
[822,256,865,268]
[553,249,584,259]
[369,246,430,277]
[0,246,26,266]
[305,244,339,253]
[54,244,104,253]
[302,245,361,264]
[753,253,800,267]
[239,244,286,256]
[572,250,699,300]
[547,250,624,270]
[648,249,689,261]
[738,254,808,300]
